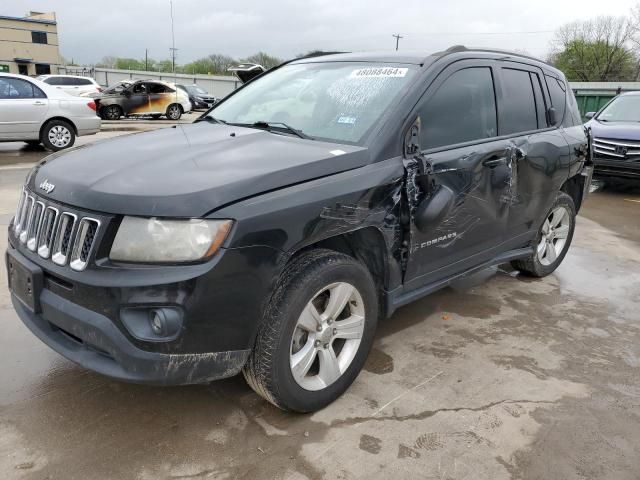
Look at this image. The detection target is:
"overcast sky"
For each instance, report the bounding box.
[6,0,638,64]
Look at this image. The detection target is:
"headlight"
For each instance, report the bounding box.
[110,217,233,263]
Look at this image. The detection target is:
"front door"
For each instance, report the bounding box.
[403,61,516,290]
[126,82,150,115]
[0,77,49,139]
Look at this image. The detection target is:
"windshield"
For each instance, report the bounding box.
[208,62,418,144]
[186,85,208,95]
[597,95,640,122]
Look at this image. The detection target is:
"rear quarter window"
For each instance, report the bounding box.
[546,75,567,125]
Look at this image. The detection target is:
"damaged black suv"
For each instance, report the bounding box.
[6,47,593,412]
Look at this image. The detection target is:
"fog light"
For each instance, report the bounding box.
[150,310,165,335]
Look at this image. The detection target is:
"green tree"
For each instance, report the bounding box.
[550,16,637,81]
[242,52,282,69]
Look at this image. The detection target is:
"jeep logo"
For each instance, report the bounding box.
[39,179,55,194]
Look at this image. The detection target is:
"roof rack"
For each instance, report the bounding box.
[437,45,549,66]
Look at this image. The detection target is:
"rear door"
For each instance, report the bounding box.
[0,77,49,139]
[147,82,171,114]
[403,60,518,289]
[494,62,570,246]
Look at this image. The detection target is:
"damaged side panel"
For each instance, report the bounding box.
[216,157,407,291]
[403,137,525,290]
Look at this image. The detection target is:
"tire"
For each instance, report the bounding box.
[511,191,576,277]
[166,104,182,120]
[41,120,75,151]
[243,249,379,412]
[102,105,122,120]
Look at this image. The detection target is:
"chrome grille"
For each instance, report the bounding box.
[593,137,640,162]
[12,190,101,271]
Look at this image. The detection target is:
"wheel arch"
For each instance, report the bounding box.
[287,226,391,314]
[560,173,586,213]
[39,117,78,141]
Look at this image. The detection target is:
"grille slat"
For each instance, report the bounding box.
[12,189,101,270]
[19,196,35,244]
[37,207,59,259]
[70,218,100,271]
[51,213,77,266]
[26,201,45,251]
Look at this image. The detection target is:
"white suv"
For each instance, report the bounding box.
[36,75,103,97]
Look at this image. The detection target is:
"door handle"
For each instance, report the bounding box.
[33,101,46,106]
[483,156,507,167]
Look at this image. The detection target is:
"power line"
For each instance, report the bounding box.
[392,33,403,51]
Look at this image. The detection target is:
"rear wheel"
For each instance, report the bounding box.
[166,104,182,120]
[511,191,576,277]
[102,105,122,120]
[243,250,378,412]
[41,120,75,151]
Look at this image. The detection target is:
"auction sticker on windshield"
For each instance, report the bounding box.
[349,67,408,78]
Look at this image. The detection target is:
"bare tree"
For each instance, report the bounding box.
[550,16,637,81]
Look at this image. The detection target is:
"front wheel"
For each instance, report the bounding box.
[166,104,182,120]
[243,249,378,412]
[101,105,122,120]
[511,191,576,277]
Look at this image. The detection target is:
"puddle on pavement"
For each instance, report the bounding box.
[364,347,394,374]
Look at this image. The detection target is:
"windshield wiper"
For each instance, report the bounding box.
[231,121,312,140]
[195,116,227,125]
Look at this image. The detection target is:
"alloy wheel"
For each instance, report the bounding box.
[290,282,365,391]
[537,205,571,266]
[48,126,72,148]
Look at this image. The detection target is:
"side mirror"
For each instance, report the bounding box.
[547,107,557,126]
[585,111,595,120]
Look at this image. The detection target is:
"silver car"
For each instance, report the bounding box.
[0,73,101,151]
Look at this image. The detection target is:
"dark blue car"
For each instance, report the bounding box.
[586,92,640,179]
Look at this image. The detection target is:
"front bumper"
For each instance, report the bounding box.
[593,158,640,179]
[7,246,251,385]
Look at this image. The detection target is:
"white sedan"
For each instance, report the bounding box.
[0,73,101,151]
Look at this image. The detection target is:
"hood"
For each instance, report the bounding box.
[586,119,640,140]
[228,63,266,84]
[28,122,368,217]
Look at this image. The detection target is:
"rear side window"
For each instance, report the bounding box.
[420,67,498,149]
[546,75,566,125]
[148,83,168,94]
[499,68,538,135]
[44,77,63,85]
[530,73,547,128]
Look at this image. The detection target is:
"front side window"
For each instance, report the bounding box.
[209,62,418,144]
[420,67,498,149]
[499,68,538,135]
[0,78,44,99]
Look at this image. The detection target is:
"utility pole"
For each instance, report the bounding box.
[392,33,403,51]
[170,0,177,73]
[145,49,148,71]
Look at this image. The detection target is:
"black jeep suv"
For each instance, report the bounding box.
[6,47,592,412]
